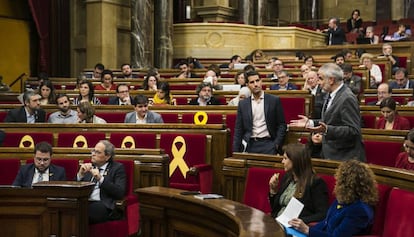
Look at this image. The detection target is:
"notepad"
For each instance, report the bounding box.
[276,197,304,227]
[194,194,223,200]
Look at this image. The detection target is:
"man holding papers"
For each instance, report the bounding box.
[268,143,329,224]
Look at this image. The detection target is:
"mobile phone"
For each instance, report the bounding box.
[180,191,201,195]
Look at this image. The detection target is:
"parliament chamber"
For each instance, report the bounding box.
[2,0,414,237]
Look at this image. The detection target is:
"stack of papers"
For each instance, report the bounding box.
[194,194,223,200]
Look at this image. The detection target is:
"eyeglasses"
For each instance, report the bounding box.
[35,157,50,162]
[404,144,414,150]
[137,104,148,108]
[91,149,103,154]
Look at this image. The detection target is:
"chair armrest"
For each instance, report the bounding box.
[187,164,212,175]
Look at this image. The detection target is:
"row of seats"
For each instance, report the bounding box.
[243,166,414,237]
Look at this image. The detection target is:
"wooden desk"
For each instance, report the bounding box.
[136,186,285,237]
[0,181,93,237]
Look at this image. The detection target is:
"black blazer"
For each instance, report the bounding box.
[12,163,66,187]
[79,161,126,210]
[188,96,221,105]
[233,93,287,153]
[269,173,329,224]
[107,96,133,105]
[4,106,46,123]
[327,27,346,45]
[311,86,326,119]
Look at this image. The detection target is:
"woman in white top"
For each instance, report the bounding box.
[227,86,251,106]
[360,53,382,88]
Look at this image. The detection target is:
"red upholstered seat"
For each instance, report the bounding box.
[169,84,197,90]
[160,133,212,193]
[0,159,21,185]
[175,97,190,105]
[89,160,139,237]
[280,97,306,123]
[0,111,7,122]
[318,174,336,205]
[181,112,223,124]
[362,114,377,128]
[57,132,106,148]
[382,188,414,237]
[52,159,79,180]
[109,132,156,149]
[2,132,54,148]
[364,140,403,167]
[95,112,125,123]
[370,184,392,236]
[159,113,179,123]
[243,167,285,213]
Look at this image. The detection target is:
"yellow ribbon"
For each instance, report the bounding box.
[19,135,34,148]
[73,135,88,148]
[169,136,189,178]
[121,136,136,149]
[194,111,208,125]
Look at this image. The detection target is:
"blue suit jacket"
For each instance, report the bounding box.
[309,200,374,237]
[233,93,287,153]
[389,80,414,89]
[12,163,66,187]
[124,111,164,123]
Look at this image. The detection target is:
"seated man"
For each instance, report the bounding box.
[341,63,362,95]
[4,90,46,123]
[120,63,138,79]
[85,63,104,79]
[188,82,221,106]
[367,83,392,106]
[108,84,133,105]
[219,55,242,70]
[266,59,284,81]
[176,61,198,78]
[124,94,164,123]
[48,94,78,123]
[13,142,66,187]
[203,69,222,90]
[77,140,126,224]
[270,71,298,90]
[389,68,414,89]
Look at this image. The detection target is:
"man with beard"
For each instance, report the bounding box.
[188,82,221,105]
[48,94,78,123]
[233,70,287,155]
[120,63,138,79]
[4,90,46,122]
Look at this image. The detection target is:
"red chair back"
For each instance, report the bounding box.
[364,140,403,167]
[181,112,223,124]
[160,133,207,191]
[57,132,106,148]
[280,97,306,123]
[382,188,414,237]
[0,159,21,185]
[95,112,125,123]
[2,132,54,148]
[109,132,156,149]
[52,159,80,180]
[370,184,392,235]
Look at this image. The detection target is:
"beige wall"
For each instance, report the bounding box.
[0,1,30,92]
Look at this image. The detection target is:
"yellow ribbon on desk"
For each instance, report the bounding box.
[121,136,136,149]
[169,136,189,178]
[19,135,34,148]
[73,135,88,148]
[194,111,208,125]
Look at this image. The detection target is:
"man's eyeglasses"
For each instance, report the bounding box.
[91,149,103,154]
[404,144,414,150]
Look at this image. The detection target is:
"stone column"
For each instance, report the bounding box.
[131,0,153,68]
[257,0,267,25]
[239,0,254,25]
[194,0,236,22]
[154,0,173,69]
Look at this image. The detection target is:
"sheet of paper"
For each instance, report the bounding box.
[276,196,304,227]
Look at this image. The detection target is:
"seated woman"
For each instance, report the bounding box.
[268,143,329,224]
[395,129,414,170]
[143,71,158,92]
[152,82,175,105]
[288,160,378,236]
[360,53,382,88]
[76,101,106,124]
[94,69,117,91]
[365,26,379,44]
[346,9,363,33]
[307,132,323,158]
[38,80,56,105]
[227,87,251,106]
[234,71,246,87]
[73,80,101,105]
[376,97,410,130]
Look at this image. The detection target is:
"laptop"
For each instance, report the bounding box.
[356,37,371,44]
[233,63,249,70]
[221,84,241,91]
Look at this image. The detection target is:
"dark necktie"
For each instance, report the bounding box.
[323,94,332,113]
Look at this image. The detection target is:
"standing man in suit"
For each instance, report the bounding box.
[4,90,46,123]
[326,17,346,45]
[13,142,66,187]
[108,84,133,105]
[290,63,365,161]
[124,94,163,123]
[77,140,126,224]
[233,70,287,155]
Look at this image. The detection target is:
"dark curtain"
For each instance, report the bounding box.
[28,0,51,74]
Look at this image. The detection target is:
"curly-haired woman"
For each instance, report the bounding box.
[288,160,378,236]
